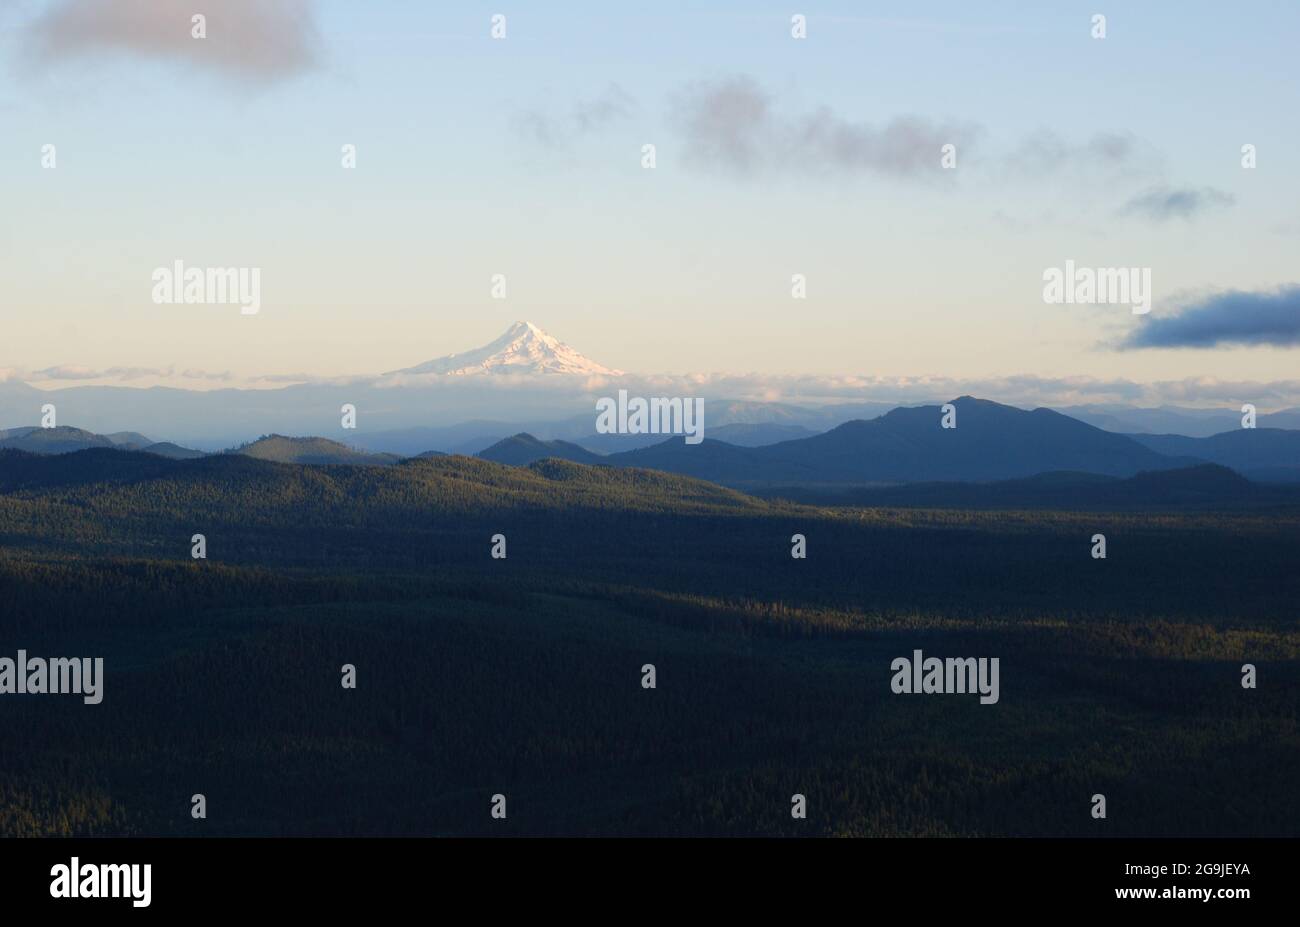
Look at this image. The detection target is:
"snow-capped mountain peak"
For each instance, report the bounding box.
[385,322,623,377]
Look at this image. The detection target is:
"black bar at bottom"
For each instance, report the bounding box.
[0,836,1284,915]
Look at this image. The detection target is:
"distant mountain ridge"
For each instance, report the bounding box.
[1,425,116,454]
[1063,404,1300,436]
[0,425,206,460]
[1127,429,1300,482]
[103,431,154,448]
[601,397,1201,487]
[3,398,1296,489]
[575,421,819,454]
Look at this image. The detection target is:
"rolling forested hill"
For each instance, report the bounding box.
[0,449,1296,837]
[232,435,403,467]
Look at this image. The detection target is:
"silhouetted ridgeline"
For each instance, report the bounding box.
[601,397,1205,486]
[6,398,1300,489]
[1128,428,1300,483]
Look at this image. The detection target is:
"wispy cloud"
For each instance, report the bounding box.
[13,366,1300,411]
[671,75,980,179]
[517,84,636,148]
[1122,285,1300,349]
[1118,185,1235,222]
[253,373,325,384]
[997,129,1156,180]
[596,371,1300,410]
[32,365,232,382]
[23,0,322,86]
[34,364,172,381]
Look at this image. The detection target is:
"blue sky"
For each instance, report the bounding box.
[2,0,1298,406]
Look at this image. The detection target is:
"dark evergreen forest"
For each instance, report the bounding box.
[1,450,1296,835]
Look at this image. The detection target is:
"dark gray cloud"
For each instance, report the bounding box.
[672,75,980,178]
[24,0,321,85]
[1118,185,1234,222]
[1123,285,1300,349]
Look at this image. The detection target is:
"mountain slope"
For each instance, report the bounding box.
[385,321,622,377]
[478,433,603,467]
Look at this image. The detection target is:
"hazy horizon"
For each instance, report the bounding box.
[3,1,1299,404]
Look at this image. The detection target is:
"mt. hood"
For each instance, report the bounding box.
[384,321,623,377]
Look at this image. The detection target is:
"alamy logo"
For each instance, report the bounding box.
[1042,260,1151,314]
[0,651,103,704]
[890,649,1000,704]
[152,260,261,315]
[50,858,150,908]
[596,389,704,444]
